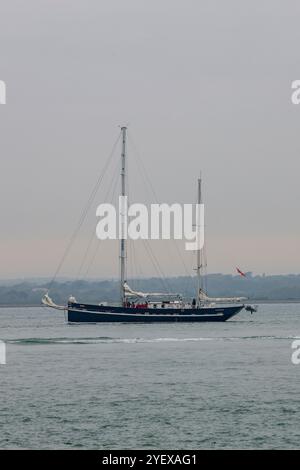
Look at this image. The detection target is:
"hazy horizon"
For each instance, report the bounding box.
[1,1,300,279]
[0,272,300,284]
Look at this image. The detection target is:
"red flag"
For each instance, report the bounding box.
[236,267,246,277]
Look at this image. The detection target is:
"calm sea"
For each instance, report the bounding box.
[0,304,299,449]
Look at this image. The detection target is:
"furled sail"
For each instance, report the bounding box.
[124,282,179,298]
[42,293,66,310]
[198,288,247,303]
[123,282,147,298]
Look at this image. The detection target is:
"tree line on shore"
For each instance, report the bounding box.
[1,273,300,306]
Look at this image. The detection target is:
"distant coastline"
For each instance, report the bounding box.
[1,274,300,307]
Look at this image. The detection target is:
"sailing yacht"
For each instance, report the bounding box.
[43,126,252,322]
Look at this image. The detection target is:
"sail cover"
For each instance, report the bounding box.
[198,288,247,303]
[124,282,179,298]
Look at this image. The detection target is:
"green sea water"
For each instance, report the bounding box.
[0,305,299,449]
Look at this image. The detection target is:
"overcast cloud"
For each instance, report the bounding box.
[0,0,299,278]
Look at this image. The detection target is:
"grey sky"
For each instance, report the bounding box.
[0,0,299,279]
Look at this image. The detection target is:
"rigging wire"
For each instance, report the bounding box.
[127,131,194,290]
[126,155,144,290]
[48,132,121,290]
[127,132,173,288]
[75,153,121,280]
[141,239,173,293]
[83,159,121,278]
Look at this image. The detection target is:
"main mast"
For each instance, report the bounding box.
[196,177,202,307]
[120,126,127,305]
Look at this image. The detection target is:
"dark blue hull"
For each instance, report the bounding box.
[68,302,244,323]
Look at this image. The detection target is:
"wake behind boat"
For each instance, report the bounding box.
[43,126,254,322]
